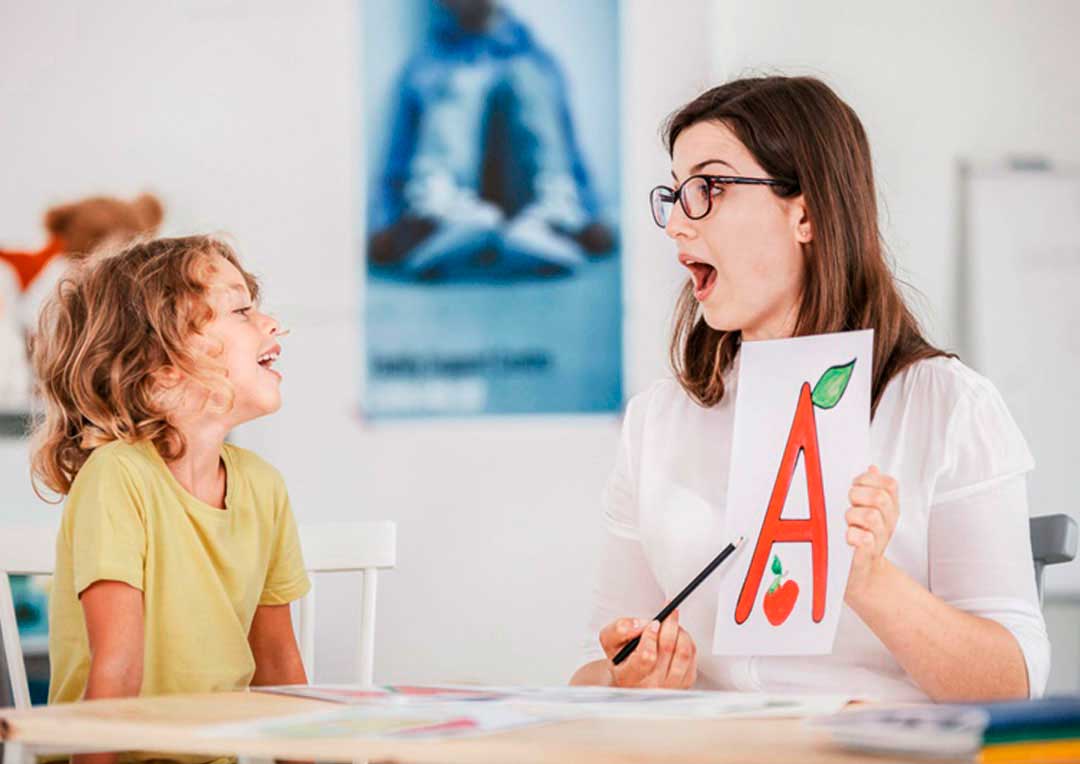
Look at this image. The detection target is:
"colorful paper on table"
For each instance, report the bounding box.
[504,687,850,720]
[255,684,508,705]
[200,702,543,741]
[255,684,849,721]
[713,330,873,656]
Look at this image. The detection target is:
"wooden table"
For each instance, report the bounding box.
[0,691,962,764]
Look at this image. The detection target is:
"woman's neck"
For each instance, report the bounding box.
[165,422,230,509]
[742,299,800,342]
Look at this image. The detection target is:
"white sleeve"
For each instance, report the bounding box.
[581,393,666,664]
[928,383,1049,697]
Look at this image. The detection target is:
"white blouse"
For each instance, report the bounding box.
[583,355,1050,701]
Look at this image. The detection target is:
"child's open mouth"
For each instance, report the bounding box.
[257,345,282,380]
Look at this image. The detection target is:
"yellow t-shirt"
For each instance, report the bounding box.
[48,439,310,709]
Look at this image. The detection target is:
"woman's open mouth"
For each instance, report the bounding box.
[681,256,718,301]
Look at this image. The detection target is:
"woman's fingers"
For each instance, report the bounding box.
[608,611,699,689]
[846,525,875,549]
[599,617,644,660]
[847,467,901,558]
[851,467,899,505]
[848,484,896,517]
[654,612,681,680]
[664,626,698,689]
[845,505,887,538]
[615,619,660,686]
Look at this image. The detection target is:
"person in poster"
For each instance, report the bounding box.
[363,0,621,417]
[368,0,615,281]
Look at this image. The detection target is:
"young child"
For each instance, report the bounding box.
[31,235,309,761]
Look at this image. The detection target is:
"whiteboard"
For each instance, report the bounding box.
[962,161,1080,594]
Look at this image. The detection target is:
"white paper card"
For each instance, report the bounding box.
[713,330,872,656]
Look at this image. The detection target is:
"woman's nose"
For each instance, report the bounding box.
[664,200,693,240]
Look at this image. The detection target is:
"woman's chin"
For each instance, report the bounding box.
[700,304,742,333]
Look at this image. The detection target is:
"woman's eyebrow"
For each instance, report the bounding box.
[671,158,740,183]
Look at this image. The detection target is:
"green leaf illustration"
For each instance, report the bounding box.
[812,359,856,409]
[771,555,783,576]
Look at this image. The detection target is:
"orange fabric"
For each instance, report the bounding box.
[0,236,65,292]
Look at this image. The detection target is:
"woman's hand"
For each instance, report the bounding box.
[844,465,900,605]
[598,609,697,689]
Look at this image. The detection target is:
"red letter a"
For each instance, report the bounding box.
[734,382,828,625]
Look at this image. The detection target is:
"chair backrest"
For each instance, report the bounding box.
[0,520,396,709]
[0,524,59,710]
[296,521,396,686]
[1030,513,1079,605]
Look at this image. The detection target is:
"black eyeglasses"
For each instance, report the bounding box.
[649,174,795,227]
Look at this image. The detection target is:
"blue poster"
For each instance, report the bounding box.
[362,0,622,417]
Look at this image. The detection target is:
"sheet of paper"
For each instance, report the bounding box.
[253,684,850,722]
[201,701,543,741]
[713,330,872,656]
[507,688,850,719]
[255,684,506,705]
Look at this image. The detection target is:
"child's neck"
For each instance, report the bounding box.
[165,423,231,510]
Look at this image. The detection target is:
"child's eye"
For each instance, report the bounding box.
[234,306,253,317]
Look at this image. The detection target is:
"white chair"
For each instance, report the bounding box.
[1,524,69,764]
[0,524,58,712]
[1,520,396,763]
[296,521,397,685]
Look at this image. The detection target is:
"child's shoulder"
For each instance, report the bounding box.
[74,439,157,486]
[64,440,163,511]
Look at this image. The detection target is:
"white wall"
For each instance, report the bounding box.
[2,0,1078,687]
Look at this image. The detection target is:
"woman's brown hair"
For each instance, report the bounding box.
[30,235,259,497]
[666,76,951,414]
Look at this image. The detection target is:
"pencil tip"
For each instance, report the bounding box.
[735,535,745,546]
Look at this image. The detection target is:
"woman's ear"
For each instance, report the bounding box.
[789,195,813,244]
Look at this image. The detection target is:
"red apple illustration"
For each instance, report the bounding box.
[762,554,799,626]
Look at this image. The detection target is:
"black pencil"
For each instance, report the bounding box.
[611,536,744,666]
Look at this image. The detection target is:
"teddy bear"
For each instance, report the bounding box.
[0,193,164,410]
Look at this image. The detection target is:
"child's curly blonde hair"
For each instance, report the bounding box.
[30,235,259,497]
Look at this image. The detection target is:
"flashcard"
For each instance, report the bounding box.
[713,330,872,655]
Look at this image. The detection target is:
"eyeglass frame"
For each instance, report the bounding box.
[649,174,798,228]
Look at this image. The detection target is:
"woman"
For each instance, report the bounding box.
[571,76,1048,702]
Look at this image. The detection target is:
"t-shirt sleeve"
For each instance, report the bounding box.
[931,379,1035,504]
[259,481,311,606]
[68,452,147,596]
[928,379,1048,697]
